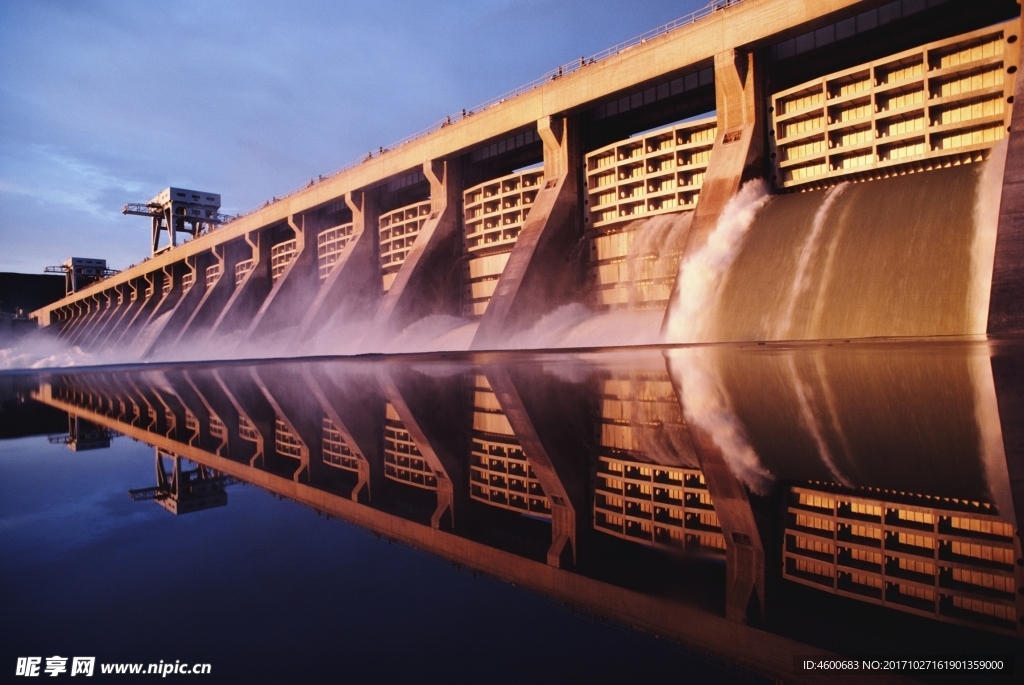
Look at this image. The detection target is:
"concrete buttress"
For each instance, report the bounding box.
[113,272,160,347]
[295,188,383,346]
[243,215,319,346]
[172,244,235,346]
[665,354,767,624]
[65,294,102,346]
[57,299,90,342]
[472,115,581,349]
[81,286,125,348]
[371,159,462,335]
[143,255,211,357]
[987,44,1024,335]
[302,365,373,502]
[483,365,580,567]
[97,281,141,348]
[377,369,461,530]
[251,366,317,484]
[208,231,271,342]
[661,48,765,336]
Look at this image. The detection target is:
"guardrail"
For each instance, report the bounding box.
[218,0,744,228]
[122,203,236,225]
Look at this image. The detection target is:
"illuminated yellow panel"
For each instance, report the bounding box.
[379,201,431,292]
[770,22,1017,188]
[317,223,354,280]
[270,239,297,284]
[383,402,436,490]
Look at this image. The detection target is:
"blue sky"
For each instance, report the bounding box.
[0,0,708,273]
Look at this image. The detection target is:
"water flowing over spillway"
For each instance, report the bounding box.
[668,344,1005,505]
[666,148,1005,343]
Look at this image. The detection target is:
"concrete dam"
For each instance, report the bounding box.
[31,0,1024,358]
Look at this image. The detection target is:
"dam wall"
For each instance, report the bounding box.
[29,0,1024,354]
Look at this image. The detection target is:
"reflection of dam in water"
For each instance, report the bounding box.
[25,340,1024,682]
[784,482,1021,635]
[26,5,1024,361]
[594,375,727,554]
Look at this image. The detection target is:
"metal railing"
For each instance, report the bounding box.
[219,0,744,228]
[122,203,236,224]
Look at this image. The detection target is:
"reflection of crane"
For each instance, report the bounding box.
[48,416,117,451]
[129,449,236,515]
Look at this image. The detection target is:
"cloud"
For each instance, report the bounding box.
[0,0,705,272]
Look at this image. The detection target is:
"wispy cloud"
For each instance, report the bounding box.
[0,0,705,272]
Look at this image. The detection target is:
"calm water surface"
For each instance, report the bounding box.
[2,341,1022,684]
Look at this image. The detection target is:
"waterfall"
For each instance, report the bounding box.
[663,180,770,343]
[703,163,988,341]
[666,346,774,496]
[969,138,1007,334]
[774,184,848,340]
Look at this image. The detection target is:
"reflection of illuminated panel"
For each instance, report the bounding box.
[383,402,436,490]
[238,416,259,443]
[209,415,226,439]
[379,201,431,293]
[469,376,551,517]
[784,484,1024,636]
[597,378,684,454]
[274,417,302,458]
[594,456,725,552]
[322,417,359,472]
[594,378,724,552]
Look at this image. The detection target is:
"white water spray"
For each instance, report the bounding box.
[664,180,770,343]
[787,355,853,487]
[501,304,665,350]
[667,347,773,495]
[968,138,1007,335]
[775,183,848,339]
[0,329,107,369]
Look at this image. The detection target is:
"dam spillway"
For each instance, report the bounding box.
[702,164,985,341]
[27,0,1024,360]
